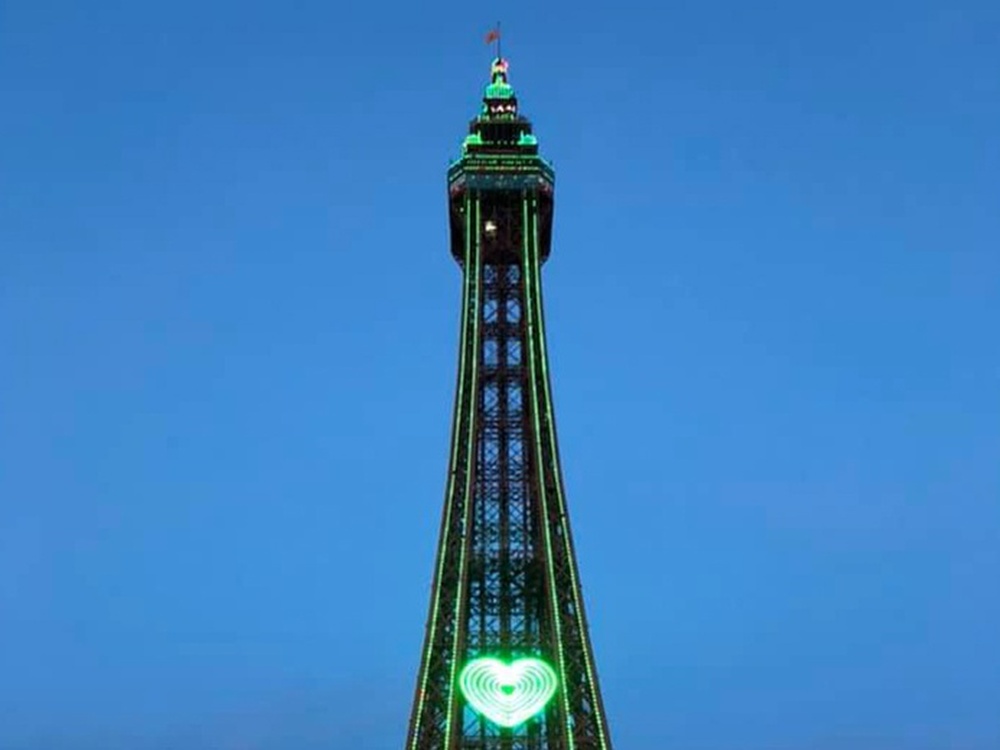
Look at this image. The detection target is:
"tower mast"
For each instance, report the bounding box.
[406,50,614,750]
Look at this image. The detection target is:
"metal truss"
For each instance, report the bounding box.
[405,186,613,750]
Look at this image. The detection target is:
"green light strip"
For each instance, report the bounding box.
[522,195,576,748]
[460,158,548,166]
[444,196,483,748]
[466,153,542,160]
[529,198,610,748]
[410,195,475,749]
[464,162,548,169]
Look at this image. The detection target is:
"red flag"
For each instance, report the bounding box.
[485,28,500,44]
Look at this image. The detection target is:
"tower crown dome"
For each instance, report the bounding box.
[482,57,517,117]
[484,58,514,98]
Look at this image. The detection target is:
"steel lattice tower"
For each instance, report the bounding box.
[405,57,613,750]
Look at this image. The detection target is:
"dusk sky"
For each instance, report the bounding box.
[2,1,998,748]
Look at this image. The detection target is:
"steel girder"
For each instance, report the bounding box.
[405,188,613,750]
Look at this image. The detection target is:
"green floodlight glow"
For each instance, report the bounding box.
[459,657,558,728]
[484,82,514,99]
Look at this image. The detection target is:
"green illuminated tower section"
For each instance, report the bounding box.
[406,58,614,750]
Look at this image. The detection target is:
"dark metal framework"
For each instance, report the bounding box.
[406,59,613,750]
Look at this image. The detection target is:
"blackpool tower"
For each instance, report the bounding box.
[405,55,614,750]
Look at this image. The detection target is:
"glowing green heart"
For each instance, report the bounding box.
[459,657,558,728]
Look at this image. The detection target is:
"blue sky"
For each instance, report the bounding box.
[1,1,998,748]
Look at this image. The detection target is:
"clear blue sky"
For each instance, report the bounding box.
[2,1,998,748]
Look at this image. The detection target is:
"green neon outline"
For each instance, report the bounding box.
[522,194,576,748]
[443,196,483,747]
[465,153,542,160]
[529,197,610,747]
[409,195,476,749]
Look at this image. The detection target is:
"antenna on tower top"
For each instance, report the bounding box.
[485,22,502,61]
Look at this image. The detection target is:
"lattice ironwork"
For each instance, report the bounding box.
[406,58,613,750]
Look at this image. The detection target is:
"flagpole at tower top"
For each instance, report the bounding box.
[485,22,501,61]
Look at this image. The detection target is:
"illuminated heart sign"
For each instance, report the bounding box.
[459,657,558,728]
